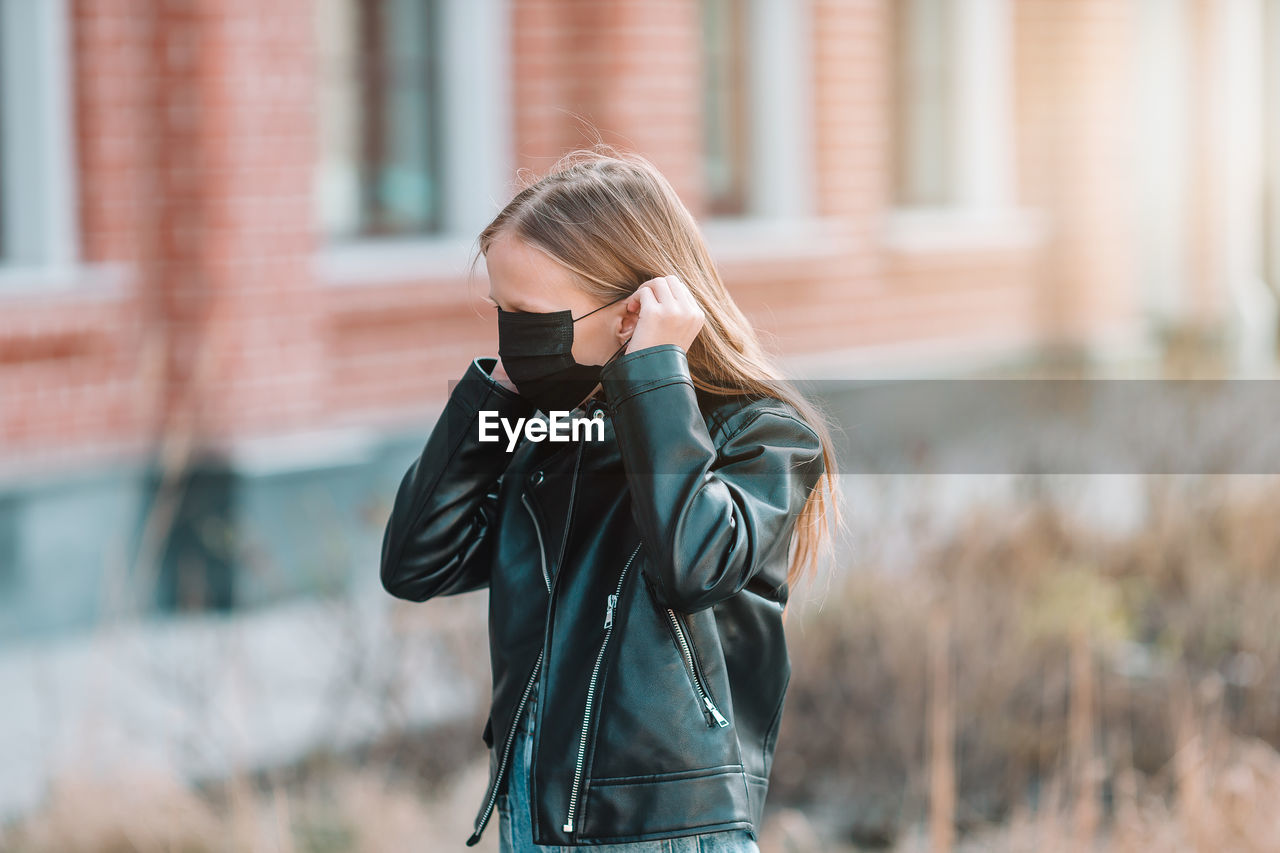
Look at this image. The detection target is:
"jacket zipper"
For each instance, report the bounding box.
[521,492,552,593]
[665,609,729,728]
[562,538,644,835]
[472,439,584,845]
[467,645,544,846]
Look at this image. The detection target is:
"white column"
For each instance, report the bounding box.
[1266,0,1280,310]
[1134,0,1192,323]
[954,0,1013,210]
[1218,0,1275,372]
[439,0,514,232]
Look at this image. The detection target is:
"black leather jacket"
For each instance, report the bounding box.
[380,343,825,847]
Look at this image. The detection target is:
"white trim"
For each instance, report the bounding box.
[0,261,129,300]
[701,215,855,262]
[314,234,482,284]
[315,0,512,282]
[777,327,1047,381]
[317,216,857,282]
[0,0,79,269]
[777,321,1164,382]
[881,207,1049,253]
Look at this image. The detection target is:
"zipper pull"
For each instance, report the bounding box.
[563,819,575,833]
[704,696,729,727]
[603,593,618,629]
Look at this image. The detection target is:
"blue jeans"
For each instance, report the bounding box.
[497,685,761,852]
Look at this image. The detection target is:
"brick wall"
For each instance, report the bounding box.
[0,0,1156,476]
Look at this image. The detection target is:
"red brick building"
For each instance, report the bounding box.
[1,0,1277,633]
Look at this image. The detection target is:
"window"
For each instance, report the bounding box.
[316,0,445,240]
[0,0,78,271]
[0,493,15,597]
[0,6,6,262]
[890,0,1015,210]
[314,0,513,281]
[697,0,815,226]
[700,0,751,217]
[887,0,1036,250]
[892,0,959,207]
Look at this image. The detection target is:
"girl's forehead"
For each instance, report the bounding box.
[487,235,579,308]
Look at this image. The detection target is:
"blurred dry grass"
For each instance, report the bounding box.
[7,473,1280,850]
[0,705,500,853]
[772,474,1280,852]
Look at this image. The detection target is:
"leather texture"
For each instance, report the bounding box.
[380,343,826,847]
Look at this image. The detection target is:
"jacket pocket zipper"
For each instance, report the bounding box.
[521,492,552,593]
[562,538,644,835]
[469,645,544,845]
[664,608,729,728]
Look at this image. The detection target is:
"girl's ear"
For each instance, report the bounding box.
[617,310,638,339]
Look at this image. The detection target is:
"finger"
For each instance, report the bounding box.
[667,276,695,309]
[626,286,647,313]
[662,276,692,317]
[649,276,674,305]
[635,285,658,313]
[632,281,655,312]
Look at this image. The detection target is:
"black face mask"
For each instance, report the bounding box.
[496,293,631,414]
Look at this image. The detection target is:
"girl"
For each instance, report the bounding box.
[381,146,842,851]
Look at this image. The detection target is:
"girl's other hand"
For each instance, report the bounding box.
[623,275,705,355]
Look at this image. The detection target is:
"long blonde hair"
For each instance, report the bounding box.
[469,144,844,610]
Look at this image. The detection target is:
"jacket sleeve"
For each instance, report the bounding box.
[380,356,539,601]
[599,344,825,613]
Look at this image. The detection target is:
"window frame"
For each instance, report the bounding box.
[885,0,1043,253]
[697,0,828,258]
[700,0,751,218]
[315,0,513,285]
[0,0,81,288]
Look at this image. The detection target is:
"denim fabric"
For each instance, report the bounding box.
[497,684,761,853]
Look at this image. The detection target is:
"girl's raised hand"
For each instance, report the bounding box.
[623,275,705,356]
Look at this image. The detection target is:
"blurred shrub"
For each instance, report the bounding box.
[772,475,1280,848]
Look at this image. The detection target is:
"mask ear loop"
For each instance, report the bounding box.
[581,306,634,411]
[593,291,635,366]
[571,291,631,322]
[604,337,631,366]
[580,338,632,410]
[572,291,634,413]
